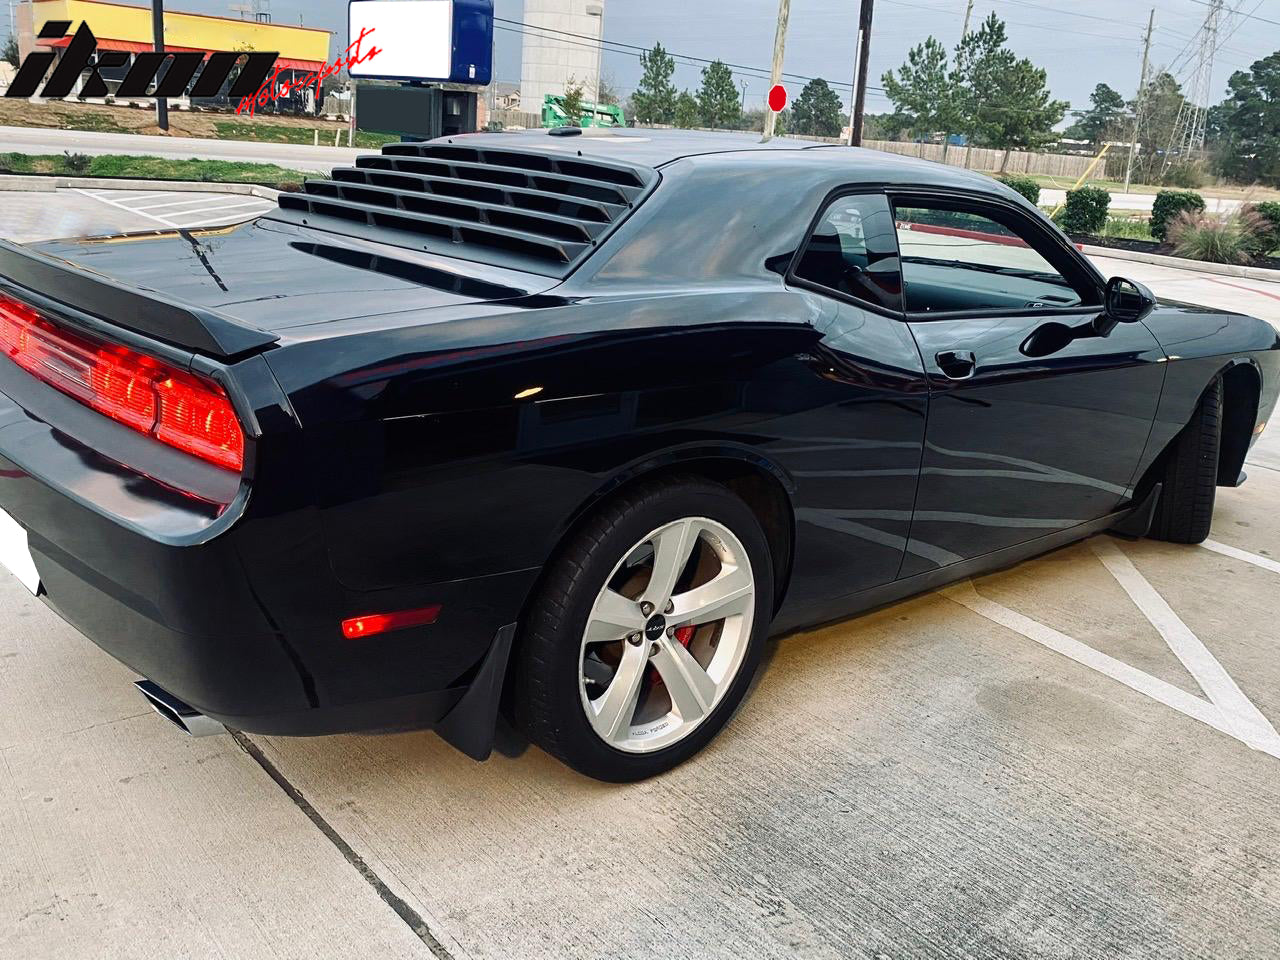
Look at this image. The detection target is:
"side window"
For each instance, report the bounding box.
[794,193,902,312]
[894,203,1095,315]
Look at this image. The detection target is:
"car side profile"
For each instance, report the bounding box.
[0,130,1275,781]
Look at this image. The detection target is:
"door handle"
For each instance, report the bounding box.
[935,350,977,380]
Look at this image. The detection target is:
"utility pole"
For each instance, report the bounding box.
[961,0,974,38]
[762,0,790,140]
[850,0,874,146]
[1123,8,1154,194]
[740,78,749,113]
[151,0,168,130]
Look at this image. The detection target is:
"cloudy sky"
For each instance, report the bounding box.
[28,0,1278,115]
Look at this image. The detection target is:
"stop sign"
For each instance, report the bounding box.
[767,84,787,112]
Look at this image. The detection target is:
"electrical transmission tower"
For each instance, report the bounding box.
[1163,0,1224,171]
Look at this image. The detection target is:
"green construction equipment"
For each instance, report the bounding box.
[541,93,626,129]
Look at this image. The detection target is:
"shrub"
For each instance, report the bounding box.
[1151,190,1205,242]
[1167,208,1267,265]
[997,175,1041,205]
[1059,186,1110,235]
[1245,200,1280,256]
[1162,162,1206,189]
[62,151,92,175]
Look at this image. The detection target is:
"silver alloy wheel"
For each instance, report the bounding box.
[578,516,756,753]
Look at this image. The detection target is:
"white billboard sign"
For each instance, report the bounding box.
[349,0,454,81]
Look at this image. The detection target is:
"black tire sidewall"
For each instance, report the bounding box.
[523,481,773,782]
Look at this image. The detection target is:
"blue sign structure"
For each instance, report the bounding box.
[348,0,493,86]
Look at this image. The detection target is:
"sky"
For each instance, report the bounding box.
[18,0,1278,116]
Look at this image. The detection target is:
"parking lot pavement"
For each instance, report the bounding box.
[2,205,1280,958]
[1088,252,1280,329]
[0,187,277,243]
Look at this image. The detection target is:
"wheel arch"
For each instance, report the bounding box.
[1133,359,1260,498]
[497,446,797,724]
[1218,358,1262,487]
[530,446,797,625]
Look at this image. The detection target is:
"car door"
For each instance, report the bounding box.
[893,191,1166,578]
[774,190,930,611]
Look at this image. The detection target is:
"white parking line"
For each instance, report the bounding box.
[1202,539,1280,575]
[941,536,1280,761]
[74,189,273,229]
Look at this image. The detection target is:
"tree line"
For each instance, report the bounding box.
[1061,52,1280,188]
[628,42,846,137]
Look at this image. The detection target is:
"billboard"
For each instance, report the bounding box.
[348,0,493,85]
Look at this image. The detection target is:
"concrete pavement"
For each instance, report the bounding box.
[2,191,1280,960]
[0,188,277,243]
[0,124,360,173]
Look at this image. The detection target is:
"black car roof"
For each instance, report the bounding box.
[437,129,1008,195]
[439,129,820,168]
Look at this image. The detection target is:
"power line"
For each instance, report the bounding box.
[1184,0,1280,27]
[497,17,888,94]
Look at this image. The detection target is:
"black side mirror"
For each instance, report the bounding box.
[1096,277,1156,337]
[1105,276,1156,323]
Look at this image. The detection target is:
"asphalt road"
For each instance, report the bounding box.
[2,195,1280,959]
[0,124,360,173]
[1040,189,1242,215]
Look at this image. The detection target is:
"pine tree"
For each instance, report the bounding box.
[697,60,740,130]
[1065,83,1127,147]
[633,42,677,125]
[881,38,961,146]
[791,78,843,137]
[673,90,700,129]
[952,14,1066,166]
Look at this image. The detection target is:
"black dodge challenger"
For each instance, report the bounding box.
[0,131,1275,781]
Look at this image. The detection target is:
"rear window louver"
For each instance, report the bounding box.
[271,142,656,275]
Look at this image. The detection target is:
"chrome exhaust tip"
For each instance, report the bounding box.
[134,680,226,738]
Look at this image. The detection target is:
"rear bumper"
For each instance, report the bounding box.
[0,363,536,739]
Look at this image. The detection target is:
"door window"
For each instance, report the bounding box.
[894,202,1095,315]
[793,193,902,313]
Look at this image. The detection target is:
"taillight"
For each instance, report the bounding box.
[0,294,244,472]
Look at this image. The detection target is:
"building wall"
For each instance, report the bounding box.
[28,0,331,62]
[519,0,604,114]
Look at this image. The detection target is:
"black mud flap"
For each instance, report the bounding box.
[434,623,516,761]
[1109,483,1162,539]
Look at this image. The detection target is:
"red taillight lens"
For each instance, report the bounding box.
[155,372,244,471]
[0,294,244,472]
[341,605,442,639]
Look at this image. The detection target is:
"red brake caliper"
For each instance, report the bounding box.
[674,625,695,648]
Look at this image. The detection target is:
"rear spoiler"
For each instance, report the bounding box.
[0,239,278,360]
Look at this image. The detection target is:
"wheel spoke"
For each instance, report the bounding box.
[641,519,699,609]
[584,588,645,645]
[670,565,753,627]
[651,635,718,723]
[589,641,648,742]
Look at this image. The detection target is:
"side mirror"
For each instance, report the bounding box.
[1096,276,1156,337]
[1105,276,1156,323]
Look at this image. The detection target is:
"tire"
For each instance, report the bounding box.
[514,476,774,782]
[1149,377,1222,544]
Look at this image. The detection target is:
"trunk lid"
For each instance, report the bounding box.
[11,218,554,356]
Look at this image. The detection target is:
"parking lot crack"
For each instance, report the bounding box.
[229,731,456,960]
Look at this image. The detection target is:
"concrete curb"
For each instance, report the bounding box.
[1081,243,1280,282]
[0,174,281,200]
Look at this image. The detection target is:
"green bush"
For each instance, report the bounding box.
[1151,190,1205,242]
[1167,209,1267,265]
[1059,186,1110,235]
[1247,201,1280,256]
[62,151,92,175]
[997,175,1041,205]
[1162,162,1206,189]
